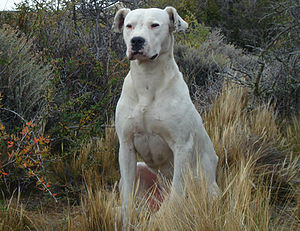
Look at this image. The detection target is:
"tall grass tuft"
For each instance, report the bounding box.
[48,125,120,201]
[204,84,298,199]
[69,185,121,231]
[0,190,37,231]
[144,158,274,231]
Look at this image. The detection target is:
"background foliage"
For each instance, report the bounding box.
[0,0,299,230]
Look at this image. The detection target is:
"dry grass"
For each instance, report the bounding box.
[148,160,274,231]
[1,84,298,230]
[0,192,32,231]
[204,84,298,198]
[68,185,121,231]
[48,126,120,197]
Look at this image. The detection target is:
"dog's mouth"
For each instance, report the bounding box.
[150,54,158,60]
[129,50,158,61]
[129,51,142,60]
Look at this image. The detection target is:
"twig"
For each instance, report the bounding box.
[254,62,265,96]
[0,107,26,122]
[33,171,58,203]
[0,107,41,152]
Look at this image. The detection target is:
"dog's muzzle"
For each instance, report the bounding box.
[129,36,158,60]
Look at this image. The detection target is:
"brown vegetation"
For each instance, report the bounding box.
[1,85,299,230]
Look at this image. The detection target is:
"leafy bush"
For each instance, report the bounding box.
[2,1,131,151]
[155,0,299,116]
[154,0,280,49]
[0,25,56,198]
[174,28,249,111]
[175,24,299,116]
[0,119,56,200]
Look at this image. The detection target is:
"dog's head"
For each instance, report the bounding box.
[112,7,188,61]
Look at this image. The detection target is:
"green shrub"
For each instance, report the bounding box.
[154,0,299,116]
[4,1,130,151]
[175,25,299,116]
[0,25,53,128]
[154,0,276,49]
[175,14,210,49]
[174,29,248,111]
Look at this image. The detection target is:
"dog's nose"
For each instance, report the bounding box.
[131,37,145,51]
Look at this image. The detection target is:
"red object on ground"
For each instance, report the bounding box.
[136,163,164,211]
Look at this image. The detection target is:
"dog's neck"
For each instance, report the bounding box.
[130,44,180,106]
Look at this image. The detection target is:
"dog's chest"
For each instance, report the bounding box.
[128,102,173,168]
[129,101,160,134]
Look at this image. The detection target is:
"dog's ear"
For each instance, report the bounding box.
[112,8,131,33]
[165,6,188,32]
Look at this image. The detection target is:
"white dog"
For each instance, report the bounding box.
[113,6,219,227]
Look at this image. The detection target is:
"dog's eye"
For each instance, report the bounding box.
[151,23,160,28]
[126,24,133,29]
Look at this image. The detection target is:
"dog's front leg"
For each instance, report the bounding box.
[119,141,136,230]
[169,135,194,201]
[170,153,190,200]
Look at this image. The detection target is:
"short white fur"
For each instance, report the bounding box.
[113,6,219,229]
